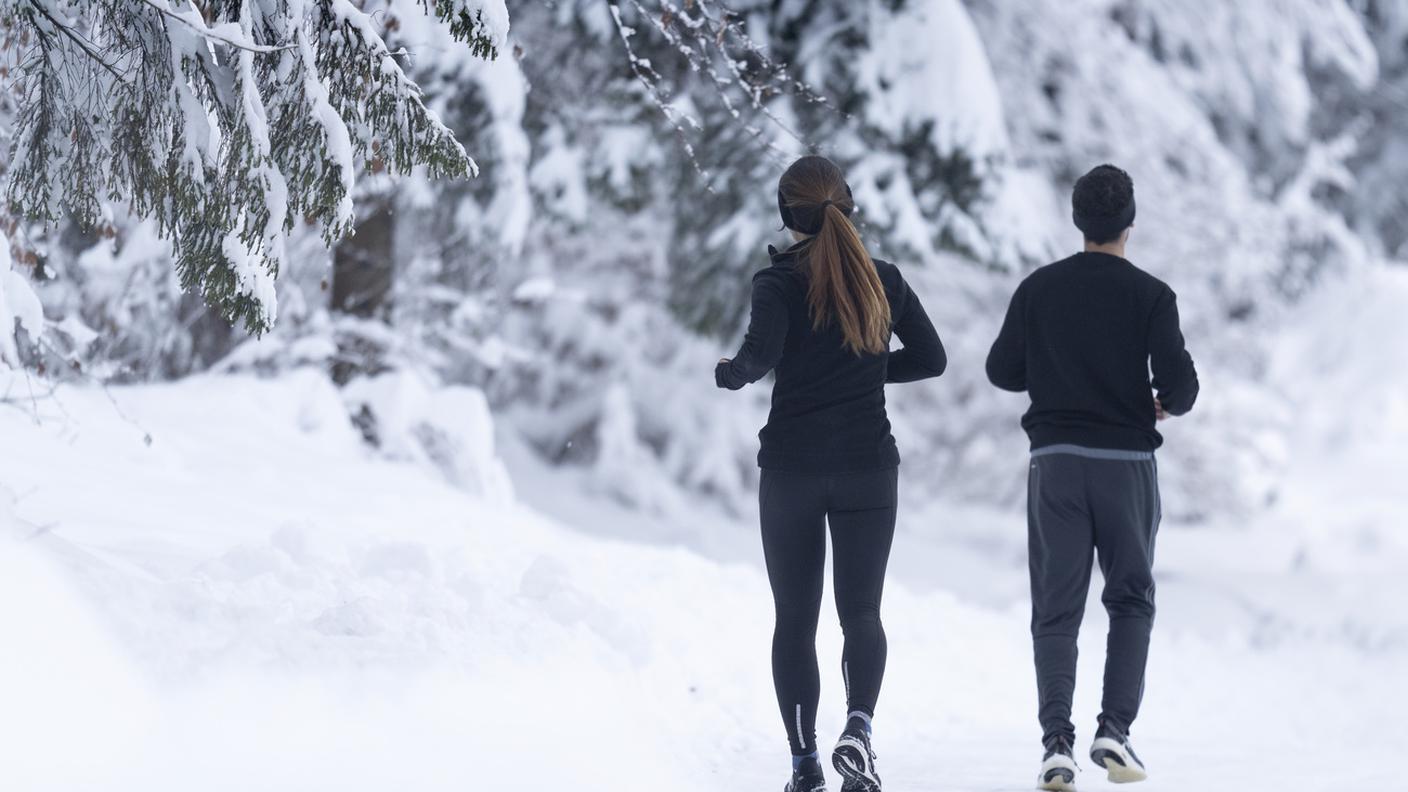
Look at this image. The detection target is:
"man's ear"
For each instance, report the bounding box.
[1121,225,1133,244]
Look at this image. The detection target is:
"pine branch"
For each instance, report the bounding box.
[138,0,294,53]
[417,0,505,58]
[22,1,125,80]
[2,1,501,334]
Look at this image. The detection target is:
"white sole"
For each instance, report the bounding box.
[1097,759,1147,784]
[1037,755,1078,791]
[1090,737,1148,783]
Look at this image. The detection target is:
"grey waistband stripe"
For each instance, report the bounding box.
[1031,444,1155,461]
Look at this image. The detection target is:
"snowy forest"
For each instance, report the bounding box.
[1,1,1404,790]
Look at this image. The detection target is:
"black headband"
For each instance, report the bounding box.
[778,183,854,235]
[1073,198,1136,241]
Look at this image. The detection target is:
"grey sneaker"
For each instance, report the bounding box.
[1038,734,1079,791]
[1089,722,1148,783]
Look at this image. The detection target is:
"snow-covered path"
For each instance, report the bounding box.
[1,365,1403,791]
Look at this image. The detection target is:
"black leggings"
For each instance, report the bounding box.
[759,467,898,756]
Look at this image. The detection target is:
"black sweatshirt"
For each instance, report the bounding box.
[715,242,946,473]
[986,251,1199,451]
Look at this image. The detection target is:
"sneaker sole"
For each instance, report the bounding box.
[1038,766,1077,791]
[1091,749,1147,784]
[832,743,881,791]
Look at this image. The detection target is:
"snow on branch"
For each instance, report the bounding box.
[0,0,506,334]
[418,0,509,59]
[138,0,290,53]
[603,0,841,185]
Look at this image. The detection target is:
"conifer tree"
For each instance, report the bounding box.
[0,0,509,334]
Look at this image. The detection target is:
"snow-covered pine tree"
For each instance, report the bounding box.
[592,0,1027,336]
[0,0,509,335]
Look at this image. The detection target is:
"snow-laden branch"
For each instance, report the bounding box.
[22,0,125,79]
[1,0,504,335]
[601,0,852,184]
[607,2,709,183]
[139,0,293,53]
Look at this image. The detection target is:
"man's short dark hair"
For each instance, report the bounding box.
[1072,164,1135,244]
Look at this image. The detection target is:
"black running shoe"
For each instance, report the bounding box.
[1089,721,1147,783]
[832,725,881,792]
[784,755,827,792]
[1038,734,1078,791]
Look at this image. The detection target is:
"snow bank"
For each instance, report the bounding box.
[1,368,1404,789]
[0,531,153,789]
[341,369,513,504]
[0,231,44,367]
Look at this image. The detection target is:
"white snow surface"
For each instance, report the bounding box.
[0,230,44,369]
[1,268,1405,790]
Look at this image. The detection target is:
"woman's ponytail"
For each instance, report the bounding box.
[778,156,890,355]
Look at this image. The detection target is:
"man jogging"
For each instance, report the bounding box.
[986,164,1199,791]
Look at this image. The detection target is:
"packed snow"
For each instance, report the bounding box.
[2,264,1404,791]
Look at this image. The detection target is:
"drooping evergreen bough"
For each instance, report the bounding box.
[1,0,509,333]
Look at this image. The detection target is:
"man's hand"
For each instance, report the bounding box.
[718,358,730,365]
[1154,396,1169,421]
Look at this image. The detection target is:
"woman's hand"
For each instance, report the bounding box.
[715,358,737,390]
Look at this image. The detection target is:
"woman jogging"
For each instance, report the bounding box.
[715,155,947,792]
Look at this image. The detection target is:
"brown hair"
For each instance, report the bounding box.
[778,156,890,355]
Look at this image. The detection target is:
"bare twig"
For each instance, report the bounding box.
[625,0,797,166]
[606,2,713,186]
[0,371,59,422]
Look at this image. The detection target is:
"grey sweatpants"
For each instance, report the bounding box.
[1027,445,1161,744]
